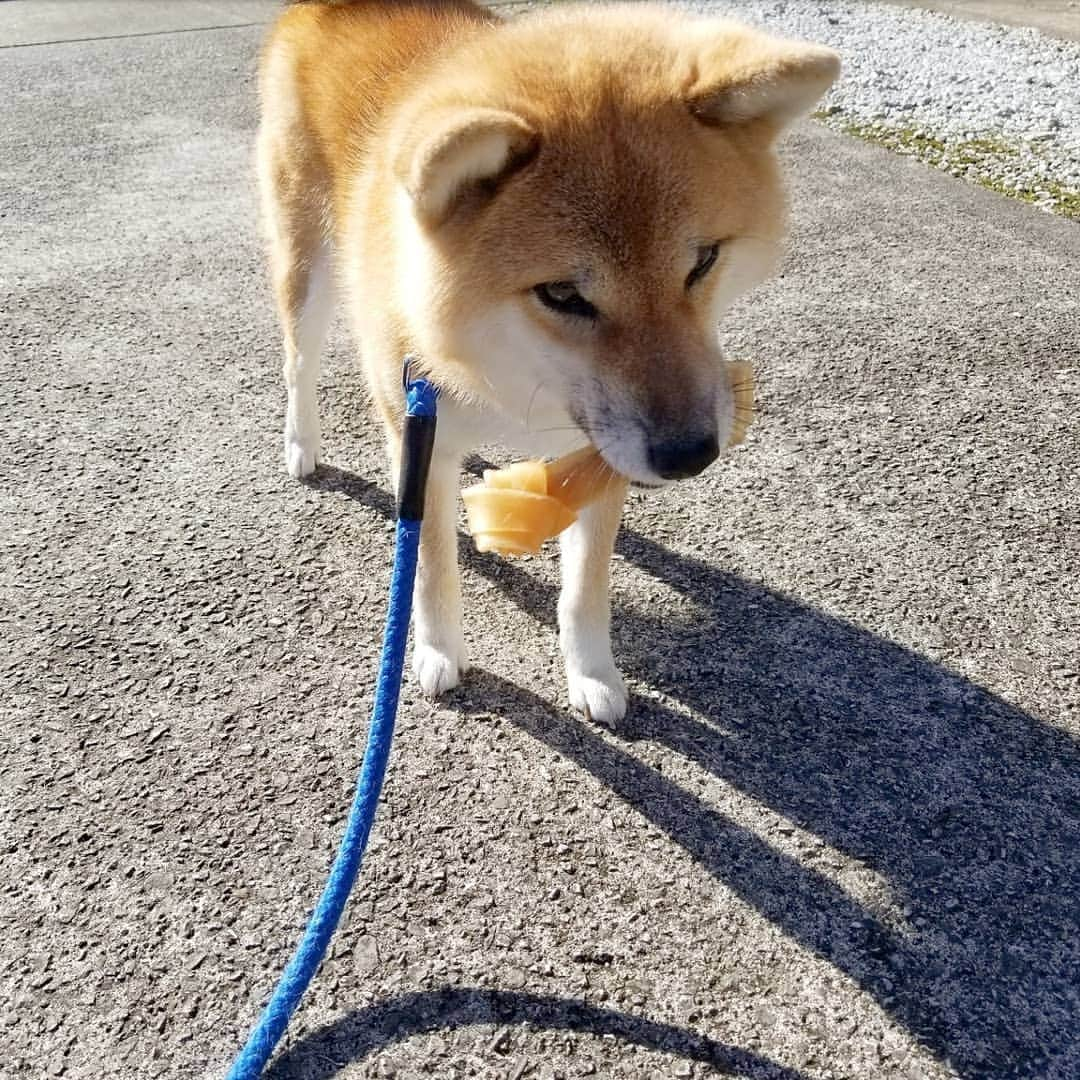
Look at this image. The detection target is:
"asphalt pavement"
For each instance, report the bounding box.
[1,3,1078,1079]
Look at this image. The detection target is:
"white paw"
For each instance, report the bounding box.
[283,430,321,479]
[412,641,468,698]
[568,666,627,727]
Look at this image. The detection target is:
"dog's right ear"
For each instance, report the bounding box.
[396,107,538,227]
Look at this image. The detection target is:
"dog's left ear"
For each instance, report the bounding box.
[685,25,840,135]
[396,107,538,227]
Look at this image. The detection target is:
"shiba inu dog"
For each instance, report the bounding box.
[257,0,838,724]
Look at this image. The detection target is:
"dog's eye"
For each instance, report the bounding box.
[534,282,598,320]
[686,242,721,290]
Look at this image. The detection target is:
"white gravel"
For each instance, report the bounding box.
[685,0,1080,215]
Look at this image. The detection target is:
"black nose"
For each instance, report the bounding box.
[648,433,720,480]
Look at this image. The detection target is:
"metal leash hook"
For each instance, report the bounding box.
[225,358,438,1079]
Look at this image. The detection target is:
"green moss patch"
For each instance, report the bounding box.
[816,113,1079,223]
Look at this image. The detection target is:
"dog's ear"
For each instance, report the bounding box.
[396,107,538,227]
[685,25,839,135]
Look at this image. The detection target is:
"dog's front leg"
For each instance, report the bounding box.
[408,448,468,696]
[559,477,629,725]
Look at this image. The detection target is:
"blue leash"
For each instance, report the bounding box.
[226,368,438,1079]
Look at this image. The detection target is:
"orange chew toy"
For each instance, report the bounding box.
[463,362,754,556]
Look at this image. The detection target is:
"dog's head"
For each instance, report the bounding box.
[391,5,838,483]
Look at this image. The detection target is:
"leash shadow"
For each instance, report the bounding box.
[264,987,810,1080]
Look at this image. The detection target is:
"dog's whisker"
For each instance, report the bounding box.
[526,425,594,437]
[524,378,551,433]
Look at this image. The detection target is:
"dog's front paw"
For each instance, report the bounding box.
[568,666,627,727]
[412,641,468,698]
[284,428,321,479]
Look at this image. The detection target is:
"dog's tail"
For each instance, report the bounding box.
[286,0,472,5]
[285,1,459,5]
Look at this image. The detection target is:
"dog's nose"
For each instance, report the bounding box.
[648,432,720,480]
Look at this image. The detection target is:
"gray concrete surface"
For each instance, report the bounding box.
[0,0,270,48]
[882,0,1080,42]
[1,5,1078,1080]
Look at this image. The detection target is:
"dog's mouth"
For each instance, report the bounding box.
[573,415,667,489]
[572,403,691,489]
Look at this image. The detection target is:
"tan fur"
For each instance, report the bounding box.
[257,0,839,722]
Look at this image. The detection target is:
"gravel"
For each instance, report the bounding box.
[684,0,1080,216]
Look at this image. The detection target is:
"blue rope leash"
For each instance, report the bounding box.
[226,370,438,1080]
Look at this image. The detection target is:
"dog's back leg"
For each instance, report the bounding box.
[257,100,335,479]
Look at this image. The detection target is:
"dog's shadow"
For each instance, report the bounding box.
[301,463,1080,1080]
